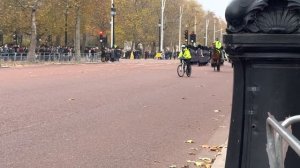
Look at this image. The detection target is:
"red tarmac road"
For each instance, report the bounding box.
[0,60,233,168]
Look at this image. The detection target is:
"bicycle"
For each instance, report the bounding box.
[177,59,191,77]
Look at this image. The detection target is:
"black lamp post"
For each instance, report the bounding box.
[111,3,116,48]
[64,9,68,47]
[64,0,69,47]
[158,20,161,52]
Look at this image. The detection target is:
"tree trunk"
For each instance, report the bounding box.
[27,8,37,62]
[74,7,81,62]
[55,35,61,47]
[82,33,86,51]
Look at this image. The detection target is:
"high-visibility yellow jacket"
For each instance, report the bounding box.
[178,48,192,59]
[215,40,222,49]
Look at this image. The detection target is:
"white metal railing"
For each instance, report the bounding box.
[266,113,300,168]
[0,52,115,63]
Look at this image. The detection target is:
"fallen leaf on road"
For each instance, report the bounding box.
[214,110,221,113]
[190,148,199,151]
[204,164,212,168]
[194,161,205,167]
[201,145,210,148]
[201,145,224,152]
[68,98,75,101]
[185,140,194,144]
[169,165,177,168]
[188,152,196,155]
[209,146,220,152]
[198,157,214,164]
[187,160,212,168]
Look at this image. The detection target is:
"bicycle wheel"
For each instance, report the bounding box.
[177,64,184,77]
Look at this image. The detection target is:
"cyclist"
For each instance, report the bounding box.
[178,44,192,74]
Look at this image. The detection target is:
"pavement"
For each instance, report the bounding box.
[210,108,230,168]
[212,145,227,168]
[211,130,228,168]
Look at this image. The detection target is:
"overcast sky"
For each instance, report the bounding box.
[197,0,232,19]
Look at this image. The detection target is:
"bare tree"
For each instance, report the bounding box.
[16,0,43,62]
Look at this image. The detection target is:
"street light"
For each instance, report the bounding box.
[111,1,116,48]
[178,6,183,49]
[160,0,167,52]
[64,0,69,47]
[13,32,18,45]
[64,10,68,47]
[158,22,161,51]
[205,19,209,46]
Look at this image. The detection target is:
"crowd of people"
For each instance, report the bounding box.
[0,41,224,63]
[0,44,122,62]
[0,44,28,54]
[0,44,74,56]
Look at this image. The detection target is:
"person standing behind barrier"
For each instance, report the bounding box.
[3,44,8,53]
[145,51,149,59]
[178,44,192,73]
[91,48,95,62]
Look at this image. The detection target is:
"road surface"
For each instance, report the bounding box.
[0,60,233,168]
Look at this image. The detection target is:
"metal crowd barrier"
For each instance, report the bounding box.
[266,113,300,168]
[0,53,27,61]
[0,52,104,63]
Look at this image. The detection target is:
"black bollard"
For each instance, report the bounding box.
[224,0,300,167]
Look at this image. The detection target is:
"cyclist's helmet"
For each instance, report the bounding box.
[181,44,186,48]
